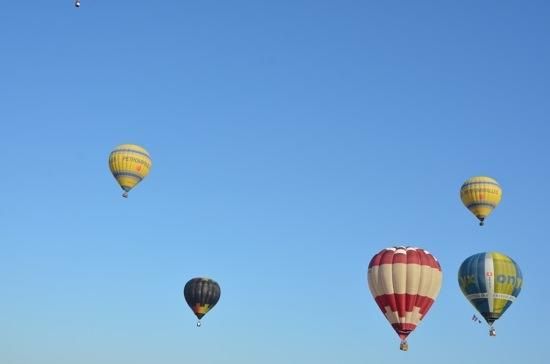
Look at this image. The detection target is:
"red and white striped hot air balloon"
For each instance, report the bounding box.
[367,246,442,351]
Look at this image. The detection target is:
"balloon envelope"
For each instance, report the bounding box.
[184,278,221,321]
[108,144,152,197]
[367,246,442,348]
[460,176,502,225]
[458,252,522,327]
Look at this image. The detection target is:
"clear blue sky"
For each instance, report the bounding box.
[1,1,548,363]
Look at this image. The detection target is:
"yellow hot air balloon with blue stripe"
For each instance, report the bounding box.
[458,252,522,336]
[460,176,502,226]
[109,144,152,198]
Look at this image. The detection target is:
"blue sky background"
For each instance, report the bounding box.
[1,1,549,363]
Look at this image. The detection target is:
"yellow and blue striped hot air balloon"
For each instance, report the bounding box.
[460,176,502,226]
[458,252,522,336]
[108,144,152,198]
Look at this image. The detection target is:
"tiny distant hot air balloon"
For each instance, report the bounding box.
[458,252,522,336]
[460,176,502,226]
[74,0,80,7]
[367,246,442,351]
[184,278,221,327]
[108,144,152,198]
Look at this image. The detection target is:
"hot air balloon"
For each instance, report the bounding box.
[458,252,522,336]
[367,246,442,351]
[184,278,221,327]
[108,144,152,198]
[460,176,502,226]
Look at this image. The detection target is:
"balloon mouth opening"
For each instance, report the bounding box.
[397,331,411,340]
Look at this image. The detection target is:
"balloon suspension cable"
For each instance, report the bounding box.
[399,340,409,351]
[196,320,202,327]
[122,192,129,198]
